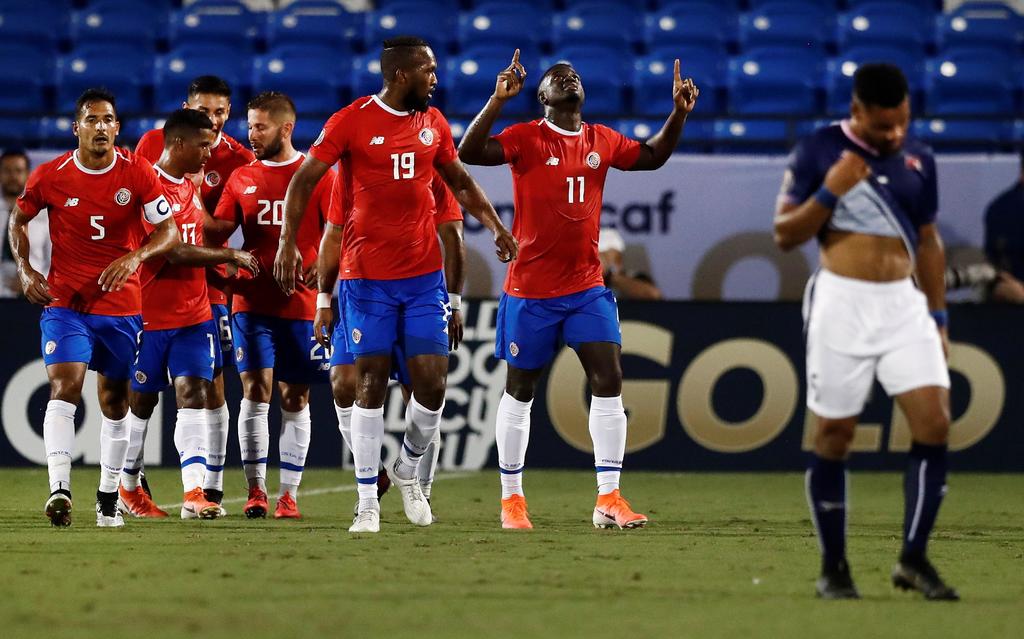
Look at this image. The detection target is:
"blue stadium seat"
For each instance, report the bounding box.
[795,118,839,137]
[825,46,925,115]
[936,3,1023,55]
[252,46,349,115]
[56,46,154,115]
[225,117,248,144]
[911,118,1009,150]
[0,117,42,146]
[846,0,939,15]
[375,0,460,10]
[292,118,326,150]
[739,1,834,52]
[837,2,932,54]
[552,2,642,50]
[448,50,535,116]
[0,0,71,10]
[71,1,166,49]
[350,55,384,100]
[713,118,792,152]
[727,47,822,115]
[543,46,629,114]
[0,44,55,112]
[266,1,360,53]
[925,47,1017,115]
[365,3,455,52]
[39,116,76,147]
[0,6,68,52]
[632,47,725,116]
[617,117,715,145]
[154,45,251,113]
[169,2,264,52]
[749,0,837,10]
[122,117,167,145]
[475,0,557,11]
[644,2,736,51]
[458,5,549,54]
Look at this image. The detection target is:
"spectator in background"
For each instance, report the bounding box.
[1,149,50,297]
[598,228,662,300]
[982,150,1024,303]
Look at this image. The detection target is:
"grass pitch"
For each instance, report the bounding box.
[0,469,1021,638]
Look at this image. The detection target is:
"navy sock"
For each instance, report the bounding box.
[902,441,948,560]
[806,455,847,573]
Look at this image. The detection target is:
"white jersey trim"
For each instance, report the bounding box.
[542,118,583,137]
[371,94,412,117]
[153,164,185,184]
[260,151,303,167]
[72,150,117,175]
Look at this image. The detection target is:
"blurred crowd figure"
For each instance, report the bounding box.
[598,229,662,301]
[981,150,1024,303]
[0,149,50,298]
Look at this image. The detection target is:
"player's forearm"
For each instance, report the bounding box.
[137,219,180,262]
[281,159,328,247]
[7,212,34,273]
[917,232,947,311]
[458,97,505,164]
[773,200,832,252]
[642,109,688,170]
[317,226,342,294]
[166,244,235,267]
[203,213,236,247]
[456,186,504,235]
[439,222,466,294]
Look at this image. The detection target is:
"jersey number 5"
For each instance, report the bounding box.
[90,215,105,240]
[391,152,415,180]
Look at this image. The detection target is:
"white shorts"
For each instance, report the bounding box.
[802,269,950,419]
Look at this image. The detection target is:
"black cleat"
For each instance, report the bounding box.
[816,560,860,600]
[45,490,73,527]
[204,488,224,504]
[892,555,960,601]
[140,473,153,499]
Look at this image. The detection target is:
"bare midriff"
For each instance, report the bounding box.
[820,231,913,282]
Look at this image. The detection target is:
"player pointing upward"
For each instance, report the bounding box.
[458,50,697,530]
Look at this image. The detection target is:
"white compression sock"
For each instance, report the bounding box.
[590,395,627,495]
[393,395,443,481]
[335,402,353,451]
[350,405,384,501]
[120,411,149,491]
[237,398,269,492]
[279,405,311,498]
[495,392,532,499]
[98,414,130,493]
[418,427,442,499]
[174,408,207,493]
[43,399,76,494]
[203,403,230,492]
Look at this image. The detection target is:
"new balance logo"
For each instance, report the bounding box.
[64,197,79,207]
[243,185,257,194]
[818,501,846,512]
[370,136,385,145]
[545,157,559,166]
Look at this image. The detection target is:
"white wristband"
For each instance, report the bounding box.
[316,292,332,309]
[448,293,462,311]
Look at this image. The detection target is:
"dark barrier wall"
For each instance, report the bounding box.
[1,299,1021,472]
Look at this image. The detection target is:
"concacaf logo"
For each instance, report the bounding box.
[509,341,519,357]
[235,347,245,362]
[134,370,147,384]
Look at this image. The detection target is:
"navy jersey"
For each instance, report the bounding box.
[778,120,938,258]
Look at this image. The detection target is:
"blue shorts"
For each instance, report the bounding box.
[40,307,143,381]
[495,286,621,370]
[211,303,233,370]
[131,320,217,392]
[232,312,329,385]
[329,308,412,386]
[339,269,449,360]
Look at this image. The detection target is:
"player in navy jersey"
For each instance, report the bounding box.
[774,64,958,600]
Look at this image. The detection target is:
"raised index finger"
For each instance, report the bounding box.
[674,59,681,81]
[510,48,520,69]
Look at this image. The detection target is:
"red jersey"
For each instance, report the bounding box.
[495,119,641,298]
[136,129,254,304]
[214,153,334,321]
[17,149,171,316]
[327,172,461,227]
[139,166,212,331]
[309,95,457,280]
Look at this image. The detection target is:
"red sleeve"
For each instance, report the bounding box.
[602,125,643,170]
[430,110,457,167]
[15,163,49,218]
[213,175,241,223]
[314,169,337,223]
[493,123,524,165]
[135,129,163,163]
[308,107,352,166]
[133,156,173,225]
[431,173,462,225]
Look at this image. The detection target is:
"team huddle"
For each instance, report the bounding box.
[7,36,958,600]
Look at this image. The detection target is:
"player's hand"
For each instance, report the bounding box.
[448,309,464,351]
[493,49,526,101]
[302,262,318,288]
[672,60,699,115]
[823,151,871,197]
[273,240,302,295]
[98,252,142,292]
[314,306,334,349]
[229,249,259,278]
[18,266,54,305]
[494,227,518,263]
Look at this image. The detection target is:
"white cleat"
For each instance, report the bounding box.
[386,462,433,526]
[349,506,380,533]
[95,502,124,528]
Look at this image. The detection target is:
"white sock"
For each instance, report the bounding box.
[418,427,442,499]
[203,403,229,492]
[496,392,532,499]
[279,405,311,498]
[351,404,384,501]
[43,399,76,494]
[120,411,148,491]
[174,408,207,492]
[238,398,269,492]
[590,395,626,495]
[335,402,353,451]
[98,414,130,493]
[394,394,442,481]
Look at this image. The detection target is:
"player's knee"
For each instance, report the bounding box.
[280,386,309,412]
[914,408,951,443]
[176,382,207,410]
[815,419,856,458]
[587,368,622,397]
[49,380,83,405]
[331,366,356,407]
[411,379,446,411]
[129,392,158,418]
[241,378,272,404]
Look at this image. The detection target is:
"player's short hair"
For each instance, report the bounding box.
[187,75,232,100]
[853,63,909,109]
[0,148,30,168]
[247,91,297,122]
[162,108,215,144]
[381,35,431,78]
[75,87,117,120]
[538,62,576,97]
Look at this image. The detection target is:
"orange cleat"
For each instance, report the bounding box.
[593,490,648,529]
[500,494,533,529]
[181,487,221,520]
[274,491,301,519]
[118,485,168,518]
[244,486,269,519]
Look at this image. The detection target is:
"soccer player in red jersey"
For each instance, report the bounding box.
[133,76,254,509]
[458,50,698,530]
[274,36,516,533]
[316,171,466,518]
[6,88,179,527]
[209,92,335,520]
[124,109,258,520]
